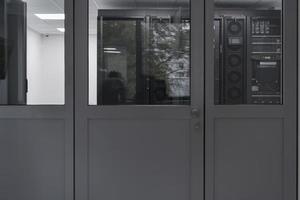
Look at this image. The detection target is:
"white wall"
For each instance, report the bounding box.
[27,29,65,105]
[27,29,43,104]
[40,35,65,104]
[89,35,97,105]
[27,29,98,105]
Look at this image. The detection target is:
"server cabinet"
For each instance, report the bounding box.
[6,0,27,105]
[0,0,26,105]
[214,10,282,105]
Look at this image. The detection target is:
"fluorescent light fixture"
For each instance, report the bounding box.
[104,51,121,54]
[104,48,117,51]
[57,28,65,33]
[35,14,65,20]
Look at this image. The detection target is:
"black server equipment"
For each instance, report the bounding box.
[214,19,222,104]
[214,10,282,105]
[247,13,281,104]
[7,0,27,105]
[216,16,246,104]
[0,0,27,105]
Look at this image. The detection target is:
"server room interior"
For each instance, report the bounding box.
[0,0,283,105]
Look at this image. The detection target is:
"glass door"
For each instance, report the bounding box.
[75,0,204,200]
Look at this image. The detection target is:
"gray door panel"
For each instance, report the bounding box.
[214,118,283,200]
[89,119,190,200]
[0,120,66,200]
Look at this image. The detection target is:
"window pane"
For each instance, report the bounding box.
[89,1,190,105]
[0,0,65,105]
[214,0,282,105]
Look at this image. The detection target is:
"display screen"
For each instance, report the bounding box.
[228,37,242,45]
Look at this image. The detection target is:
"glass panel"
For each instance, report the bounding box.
[214,0,282,105]
[89,1,190,105]
[0,0,65,105]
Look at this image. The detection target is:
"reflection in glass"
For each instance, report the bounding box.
[214,0,282,105]
[89,1,190,105]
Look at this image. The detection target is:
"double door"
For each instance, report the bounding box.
[0,0,297,200]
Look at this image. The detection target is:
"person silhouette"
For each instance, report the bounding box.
[101,71,126,105]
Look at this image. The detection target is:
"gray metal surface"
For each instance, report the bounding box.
[89,119,190,200]
[0,120,66,200]
[74,0,204,200]
[214,118,283,200]
[205,1,297,200]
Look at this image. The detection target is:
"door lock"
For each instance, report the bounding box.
[191,108,200,118]
[194,122,201,130]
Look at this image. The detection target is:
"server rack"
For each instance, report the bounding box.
[214,10,282,105]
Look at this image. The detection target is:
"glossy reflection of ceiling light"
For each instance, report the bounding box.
[104,51,121,54]
[104,48,117,51]
[57,28,65,32]
[35,14,65,20]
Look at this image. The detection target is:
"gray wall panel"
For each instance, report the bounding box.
[88,119,190,200]
[214,118,283,200]
[0,120,65,200]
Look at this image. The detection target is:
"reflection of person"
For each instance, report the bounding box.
[102,71,126,105]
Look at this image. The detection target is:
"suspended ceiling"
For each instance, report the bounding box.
[26,0,281,35]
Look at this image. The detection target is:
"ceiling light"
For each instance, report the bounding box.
[57,28,65,33]
[35,14,65,20]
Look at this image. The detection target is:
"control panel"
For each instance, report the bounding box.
[248,16,282,104]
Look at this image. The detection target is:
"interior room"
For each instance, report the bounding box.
[0,0,298,200]
[1,0,283,105]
